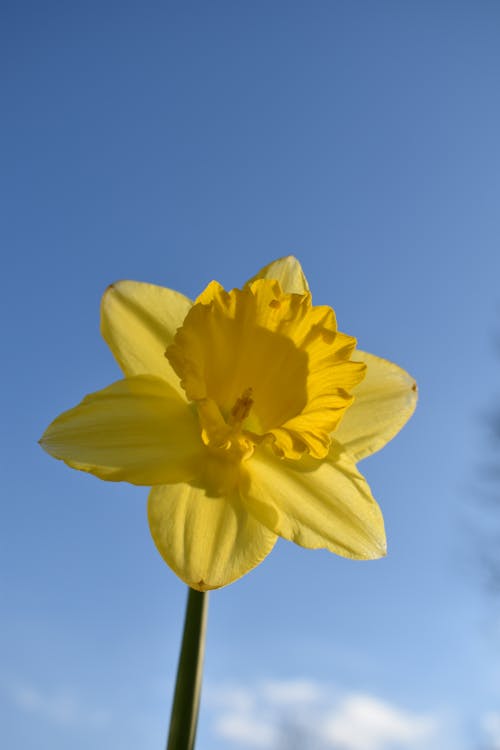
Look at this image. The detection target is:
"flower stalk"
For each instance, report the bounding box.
[167,587,208,750]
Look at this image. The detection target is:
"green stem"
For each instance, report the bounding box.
[166,587,209,750]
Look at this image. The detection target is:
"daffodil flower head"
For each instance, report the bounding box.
[40,257,417,590]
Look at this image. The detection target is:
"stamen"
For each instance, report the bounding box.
[229,387,254,425]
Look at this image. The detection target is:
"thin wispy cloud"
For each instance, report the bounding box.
[9,682,110,729]
[261,679,325,706]
[205,684,256,714]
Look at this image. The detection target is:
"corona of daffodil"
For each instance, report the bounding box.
[40,257,417,590]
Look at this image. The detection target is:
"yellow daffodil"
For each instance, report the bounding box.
[40,257,417,590]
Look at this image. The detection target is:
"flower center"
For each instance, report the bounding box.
[166,278,366,462]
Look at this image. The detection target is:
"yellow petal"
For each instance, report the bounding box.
[100,280,192,395]
[245,255,310,294]
[334,351,417,461]
[242,445,386,560]
[40,376,203,485]
[148,480,277,590]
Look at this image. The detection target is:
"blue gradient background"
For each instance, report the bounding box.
[2,2,500,748]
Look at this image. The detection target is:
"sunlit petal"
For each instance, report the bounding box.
[243,445,386,560]
[148,479,277,590]
[101,280,192,394]
[335,351,417,461]
[40,376,203,485]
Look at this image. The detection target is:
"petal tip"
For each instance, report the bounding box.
[100,280,130,314]
[188,578,223,592]
[376,540,388,559]
[371,529,387,559]
[102,279,122,298]
[246,256,310,295]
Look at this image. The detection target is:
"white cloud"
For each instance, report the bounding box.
[10,683,110,728]
[214,713,277,748]
[208,679,441,750]
[322,693,436,750]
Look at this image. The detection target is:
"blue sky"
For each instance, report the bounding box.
[2,1,500,748]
